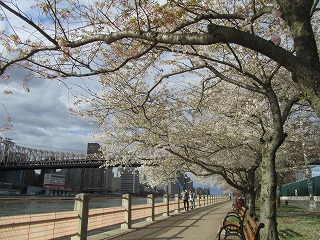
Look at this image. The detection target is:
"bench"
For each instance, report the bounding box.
[217,206,247,239]
[242,214,265,240]
[217,206,264,240]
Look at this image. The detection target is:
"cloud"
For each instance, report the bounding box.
[0,2,101,153]
[0,68,96,153]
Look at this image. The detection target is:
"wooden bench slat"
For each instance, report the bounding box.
[217,205,264,240]
[243,214,265,240]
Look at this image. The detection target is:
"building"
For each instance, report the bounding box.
[119,167,139,194]
[63,168,83,193]
[176,173,193,193]
[139,173,193,196]
[0,169,38,194]
[152,181,181,196]
[64,143,114,194]
[43,173,71,196]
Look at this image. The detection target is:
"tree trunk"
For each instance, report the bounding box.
[246,191,257,215]
[246,168,257,215]
[259,142,279,240]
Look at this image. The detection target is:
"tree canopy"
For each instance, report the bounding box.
[0,0,319,116]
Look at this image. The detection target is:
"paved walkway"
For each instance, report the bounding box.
[88,201,232,240]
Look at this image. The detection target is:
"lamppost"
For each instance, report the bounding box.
[302,142,317,211]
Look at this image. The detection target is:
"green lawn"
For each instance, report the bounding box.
[277,204,320,240]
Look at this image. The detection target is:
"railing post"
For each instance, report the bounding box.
[206,195,209,205]
[71,193,89,240]
[163,194,169,216]
[174,194,180,213]
[147,194,155,221]
[121,194,132,229]
[198,194,201,207]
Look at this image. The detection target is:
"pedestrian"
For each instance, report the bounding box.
[235,196,245,211]
[189,190,195,209]
[182,189,189,211]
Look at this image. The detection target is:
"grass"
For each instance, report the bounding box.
[276,204,320,240]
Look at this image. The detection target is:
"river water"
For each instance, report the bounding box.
[0,195,164,217]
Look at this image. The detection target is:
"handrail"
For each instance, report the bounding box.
[0,193,225,240]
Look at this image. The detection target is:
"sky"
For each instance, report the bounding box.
[0,67,96,153]
[0,1,97,153]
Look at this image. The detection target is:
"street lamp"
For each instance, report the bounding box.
[302,142,317,211]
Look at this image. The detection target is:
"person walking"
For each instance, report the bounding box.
[182,189,189,211]
[189,190,195,209]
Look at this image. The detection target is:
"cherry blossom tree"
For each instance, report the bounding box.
[0,1,319,116]
[0,103,12,135]
[82,57,301,239]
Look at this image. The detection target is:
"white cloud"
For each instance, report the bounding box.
[0,68,97,153]
[0,1,103,153]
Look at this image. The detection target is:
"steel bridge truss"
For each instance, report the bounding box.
[0,139,106,170]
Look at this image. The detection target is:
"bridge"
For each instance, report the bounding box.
[0,138,109,170]
[1,138,318,171]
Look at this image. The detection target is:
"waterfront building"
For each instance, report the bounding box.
[138,173,192,196]
[151,182,181,196]
[0,169,37,193]
[112,175,121,192]
[119,167,139,194]
[64,143,114,194]
[195,187,210,195]
[176,173,194,192]
[0,170,26,184]
[167,181,181,195]
[63,168,83,193]
[43,173,72,196]
[82,143,114,193]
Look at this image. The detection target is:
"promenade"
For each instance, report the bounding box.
[88,200,232,240]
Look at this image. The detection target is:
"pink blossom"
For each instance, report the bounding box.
[58,38,66,47]
[271,34,281,46]
[58,38,69,52]
[4,90,13,95]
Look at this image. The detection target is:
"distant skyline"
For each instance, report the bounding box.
[193,182,224,195]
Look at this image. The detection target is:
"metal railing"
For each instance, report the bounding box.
[0,193,225,240]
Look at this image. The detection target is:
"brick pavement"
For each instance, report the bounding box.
[88,200,232,240]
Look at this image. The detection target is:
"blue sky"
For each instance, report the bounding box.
[312,166,320,177]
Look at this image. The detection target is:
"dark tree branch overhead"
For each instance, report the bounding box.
[0,1,58,46]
